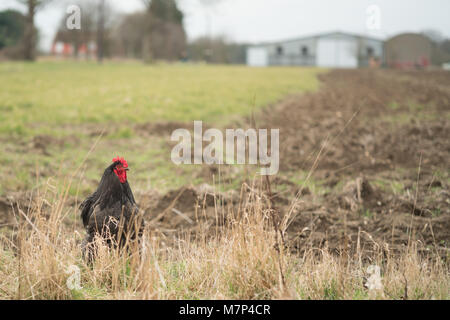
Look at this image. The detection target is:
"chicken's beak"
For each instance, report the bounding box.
[125,168,129,171]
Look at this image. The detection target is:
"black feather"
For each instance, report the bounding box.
[79,160,144,261]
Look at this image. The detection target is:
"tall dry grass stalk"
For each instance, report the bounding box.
[0,174,448,300]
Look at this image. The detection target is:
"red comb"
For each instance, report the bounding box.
[112,156,128,168]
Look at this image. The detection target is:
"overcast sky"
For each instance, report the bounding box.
[1,0,450,52]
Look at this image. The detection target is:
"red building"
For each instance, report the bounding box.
[51,30,97,58]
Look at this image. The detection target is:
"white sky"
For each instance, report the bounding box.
[1,0,450,52]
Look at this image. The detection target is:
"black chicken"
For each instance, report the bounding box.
[79,157,144,261]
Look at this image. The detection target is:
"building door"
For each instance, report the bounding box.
[317,38,358,68]
[247,47,268,67]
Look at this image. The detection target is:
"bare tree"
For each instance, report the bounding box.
[135,0,186,62]
[197,0,223,62]
[96,0,105,63]
[188,35,247,64]
[16,0,52,60]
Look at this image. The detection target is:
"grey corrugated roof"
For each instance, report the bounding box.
[249,30,385,47]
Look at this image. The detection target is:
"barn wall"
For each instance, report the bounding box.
[385,34,432,68]
[265,37,316,66]
[246,32,384,68]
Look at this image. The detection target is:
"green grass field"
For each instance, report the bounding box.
[0,62,321,195]
[0,62,320,134]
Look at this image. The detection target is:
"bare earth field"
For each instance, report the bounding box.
[0,67,449,299]
[134,69,450,259]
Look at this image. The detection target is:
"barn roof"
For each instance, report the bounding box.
[249,30,385,47]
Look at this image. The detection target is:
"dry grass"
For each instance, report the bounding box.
[0,175,448,300]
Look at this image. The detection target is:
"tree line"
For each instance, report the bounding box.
[0,0,247,64]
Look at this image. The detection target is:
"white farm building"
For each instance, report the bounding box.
[246,31,384,68]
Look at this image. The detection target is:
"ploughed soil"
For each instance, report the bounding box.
[1,69,449,260]
[138,69,450,259]
[254,69,450,258]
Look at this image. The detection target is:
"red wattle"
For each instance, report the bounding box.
[114,168,127,183]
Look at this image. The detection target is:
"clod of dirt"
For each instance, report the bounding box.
[137,189,162,215]
[397,201,432,218]
[0,197,13,226]
[338,177,380,211]
[32,135,55,155]
[0,193,36,229]
[31,134,71,155]
[153,185,222,215]
[298,187,311,196]
[427,180,442,189]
